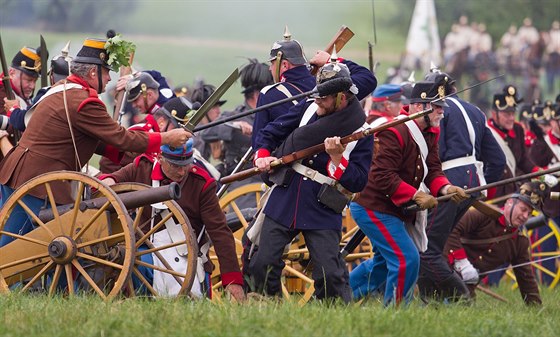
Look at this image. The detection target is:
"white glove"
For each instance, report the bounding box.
[453,258,479,284]
[542,174,558,188]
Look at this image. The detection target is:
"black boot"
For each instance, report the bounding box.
[438,272,473,304]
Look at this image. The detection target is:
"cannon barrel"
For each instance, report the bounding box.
[38,183,181,222]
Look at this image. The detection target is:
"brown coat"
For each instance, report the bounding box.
[0,75,161,204]
[357,108,449,223]
[103,156,242,285]
[529,132,560,218]
[445,209,541,305]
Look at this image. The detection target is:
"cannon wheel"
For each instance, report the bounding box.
[108,183,198,297]
[504,216,560,289]
[0,171,134,300]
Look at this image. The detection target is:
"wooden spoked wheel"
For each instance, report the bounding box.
[504,214,560,289]
[105,183,198,298]
[0,171,134,300]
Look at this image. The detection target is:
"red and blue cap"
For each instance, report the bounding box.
[372,84,403,102]
[161,139,194,166]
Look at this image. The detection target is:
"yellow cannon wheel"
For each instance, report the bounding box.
[0,171,134,300]
[503,215,560,289]
[107,183,198,298]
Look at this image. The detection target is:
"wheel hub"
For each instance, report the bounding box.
[48,236,77,264]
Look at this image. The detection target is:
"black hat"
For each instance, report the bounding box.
[11,47,41,78]
[503,85,523,104]
[409,79,448,107]
[493,93,517,113]
[74,38,111,70]
[268,26,307,65]
[531,101,555,123]
[311,50,358,98]
[191,84,226,107]
[511,181,550,211]
[158,96,198,128]
[126,72,160,102]
[49,42,72,84]
[424,66,455,95]
[240,58,273,94]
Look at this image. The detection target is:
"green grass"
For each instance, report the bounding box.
[1,285,559,337]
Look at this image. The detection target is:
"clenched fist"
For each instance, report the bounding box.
[413,191,437,210]
[445,185,470,203]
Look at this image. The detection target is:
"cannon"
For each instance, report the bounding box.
[0,171,198,300]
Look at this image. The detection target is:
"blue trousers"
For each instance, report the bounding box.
[0,185,46,247]
[349,203,419,306]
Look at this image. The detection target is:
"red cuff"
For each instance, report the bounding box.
[447,248,467,264]
[102,144,123,164]
[390,181,417,206]
[97,173,118,183]
[146,132,162,154]
[328,156,348,180]
[7,105,20,117]
[253,148,271,165]
[531,166,541,173]
[430,176,451,196]
[221,271,244,286]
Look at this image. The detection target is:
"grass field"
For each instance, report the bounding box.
[1,285,559,337]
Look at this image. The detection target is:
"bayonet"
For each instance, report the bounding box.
[40,35,48,87]
[0,33,15,100]
[181,68,239,132]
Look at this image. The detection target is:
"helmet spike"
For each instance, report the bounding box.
[407,71,416,83]
[330,44,338,63]
[283,25,291,41]
[430,61,440,73]
[61,41,71,57]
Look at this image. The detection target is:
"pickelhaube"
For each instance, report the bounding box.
[160,139,194,166]
[11,46,41,78]
[311,48,358,98]
[49,41,72,84]
[409,77,449,107]
[424,63,455,96]
[126,72,160,102]
[268,26,307,65]
[158,96,198,128]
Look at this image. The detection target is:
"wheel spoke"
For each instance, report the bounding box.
[71,260,107,300]
[532,263,558,278]
[69,182,85,237]
[132,206,145,230]
[230,202,250,229]
[75,252,124,270]
[0,252,51,271]
[73,201,111,241]
[21,260,54,292]
[135,260,187,279]
[283,264,314,284]
[44,182,65,235]
[134,240,187,257]
[76,233,125,249]
[65,264,75,296]
[0,231,49,247]
[16,200,55,239]
[132,267,159,297]
[126,278,135,298]
[135,212,173,249]
[531,231,555,248]
[531,251,560,257]
[48,265,63,296]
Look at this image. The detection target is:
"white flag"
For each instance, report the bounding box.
[403,0,442,71]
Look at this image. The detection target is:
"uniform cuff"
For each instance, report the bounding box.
[327,156,348,180]
[102,144,123,164]
[447,248,467,264]
[146,132,162,154]
[430,176,450,196]
[221,271,244,286]
[390,181,417,206]
[97,173,119,183]
[253,148,271,164]
[7,106,20,117]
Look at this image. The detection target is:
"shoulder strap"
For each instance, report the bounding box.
[404,120,429,181]
[488,126,516,175]
[446,97,476,156]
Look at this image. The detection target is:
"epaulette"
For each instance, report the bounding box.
[77,88,105,112]
[189,165,215,191]
[133,153,155,167]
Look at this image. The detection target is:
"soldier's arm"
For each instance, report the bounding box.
[512,238,542,305]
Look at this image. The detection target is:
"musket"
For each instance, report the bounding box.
[39,35,48,88]
[367,0,379,74]
[180,68,239,132]
[404,165,560,212]
[113,52,135,122]
[216,146,254,199]
[310,25,355,76]
[220,75,502,185]
[0,34,15,100]
[193,76,353,133]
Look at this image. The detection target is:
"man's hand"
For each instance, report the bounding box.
[116,74,133,93]
[445,185,470,203]
[309,50,331,69]
[224,284,246,303]
[3,98,19,113]
[413,191,437,210]
[160,128,192,148]
[255,156,278,172]
[324,136,345,167]
[453,258,479,284]
[232,121,252,136]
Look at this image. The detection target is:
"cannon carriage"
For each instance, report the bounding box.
[0,171,198,299]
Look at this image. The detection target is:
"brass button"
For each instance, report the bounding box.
[479,256,483,260]
[417,165,421,170]
[414,177,418,181]
[418,155,421,159]
[308,160,314,165]
[488,249,492,253]
[466,170,470,174]
[450,249,454,253]
[192,167,197,172]
[463,185,467,189]
[313,154,318,158]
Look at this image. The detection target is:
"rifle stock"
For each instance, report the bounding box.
[310,25,355,76]
[113,52,135,121]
